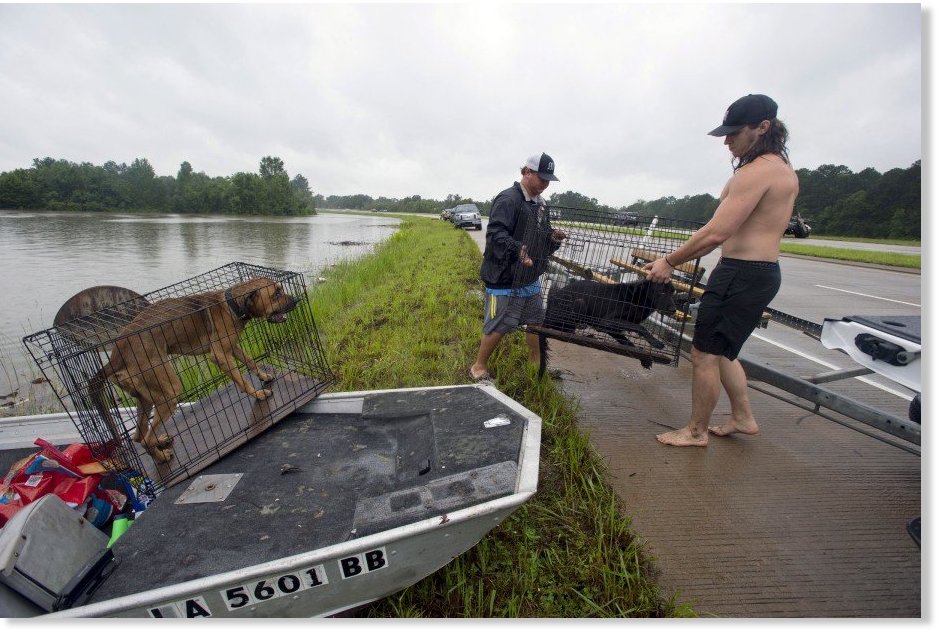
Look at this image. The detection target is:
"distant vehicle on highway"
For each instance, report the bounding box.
[610,211,640,226]
[450,203,482,231]
[785,212,812,238]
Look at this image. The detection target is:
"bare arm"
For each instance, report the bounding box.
[643,164,770,282]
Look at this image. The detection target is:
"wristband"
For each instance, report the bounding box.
[664,255,675,267]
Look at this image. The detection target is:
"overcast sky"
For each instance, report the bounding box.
[0,2,922,207]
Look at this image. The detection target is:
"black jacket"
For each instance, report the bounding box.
[480,182,562,289]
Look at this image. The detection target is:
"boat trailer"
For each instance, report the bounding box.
[678,307,921,456]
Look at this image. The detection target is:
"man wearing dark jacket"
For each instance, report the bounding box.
[469,153,567,381]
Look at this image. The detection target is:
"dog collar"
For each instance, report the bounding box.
[225,289,251,321]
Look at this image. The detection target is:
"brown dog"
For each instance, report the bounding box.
[88,277,298,463]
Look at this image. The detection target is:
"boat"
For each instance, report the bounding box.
[0,384,541,617]
[820,315,921,395]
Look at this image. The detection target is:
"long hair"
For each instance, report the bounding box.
[734,118,790,171]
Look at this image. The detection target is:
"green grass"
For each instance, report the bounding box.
[306,216,693,617]
[778,242,920,268]
[808,235,920,247]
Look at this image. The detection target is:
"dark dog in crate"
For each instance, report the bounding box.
[537,279,676,377]
[88,277,298,463]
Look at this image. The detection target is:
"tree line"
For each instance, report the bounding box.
[319,162,920,240]
[548,161,920,240]
[0,158,920,239]
[0,156,317,215]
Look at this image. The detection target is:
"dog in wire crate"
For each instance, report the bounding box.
[537,277,677,377]
[88,276,299,463]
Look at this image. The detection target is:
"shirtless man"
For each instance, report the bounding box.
[643,94,799,447]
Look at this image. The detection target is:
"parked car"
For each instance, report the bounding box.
[610,211,640,226]
[785,212,812,238]
[451,203,483,230]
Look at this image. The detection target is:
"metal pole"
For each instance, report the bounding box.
[660,321,921,449]
[738,353,920,447]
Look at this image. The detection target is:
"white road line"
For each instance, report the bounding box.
[750,331,914,401]
[815,284,921,307]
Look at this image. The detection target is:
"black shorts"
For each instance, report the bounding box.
[692,257,781,360]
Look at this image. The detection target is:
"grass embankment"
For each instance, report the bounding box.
[807,235,920,247]
[778,242,920,268]
[308,216,693,617]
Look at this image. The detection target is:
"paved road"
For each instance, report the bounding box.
[461,217,921,617]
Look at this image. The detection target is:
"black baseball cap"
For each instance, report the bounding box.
[708,94,778,136]
[524,152,559,181]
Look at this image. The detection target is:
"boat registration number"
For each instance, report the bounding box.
[147,547,389,617]
[221,563,330,611]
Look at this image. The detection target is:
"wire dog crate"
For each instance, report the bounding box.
[514,206,704,368]
[23,262,335,493]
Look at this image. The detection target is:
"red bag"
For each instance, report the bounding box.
[11,471,55,505]
[0,439,104,527]
[61,442,94,467]
[52,473,102,507]
[0,501,24,526]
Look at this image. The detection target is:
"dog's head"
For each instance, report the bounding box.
[231,277,298,323]
[642,280,677,314]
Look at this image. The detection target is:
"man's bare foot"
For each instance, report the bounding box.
[469,365,492,381]
[708,418,759,437]
[656,427,708,447]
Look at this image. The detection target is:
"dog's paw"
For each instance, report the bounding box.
[153,448,173,464]
[257,371,273,382]
[156,434,174,448]
[253,388,273,400]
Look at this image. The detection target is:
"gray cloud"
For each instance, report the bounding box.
[0,3,921,207]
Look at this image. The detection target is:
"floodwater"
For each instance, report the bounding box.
[0,210,398,397]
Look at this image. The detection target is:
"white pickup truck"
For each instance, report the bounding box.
[451,203,482,231]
